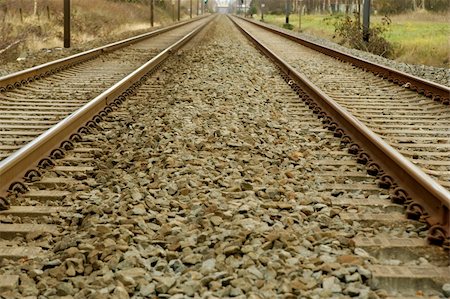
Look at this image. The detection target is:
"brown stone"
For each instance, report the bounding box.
[286,192,297,200]
[0,275,19,292]
[337,255,364,265]
[285,171,295,178]
[320,262,341,273]
[288,151,303,161]
[167,242,181,251]
[179,188,191,196]
[290,279,307,291]
[277,202,293,210]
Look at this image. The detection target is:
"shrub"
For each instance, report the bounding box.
[282,23,294,30]
[268,9,284,15]
[248,6,257,17]
[326,13,393,57]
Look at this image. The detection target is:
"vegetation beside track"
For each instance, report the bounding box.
[0,0,194,69]
[259,11,449,68]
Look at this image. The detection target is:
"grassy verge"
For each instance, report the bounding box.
[260,11,449,67]
[385,15,449,67]
[263,14,335,37]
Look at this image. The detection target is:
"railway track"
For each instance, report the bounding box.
[231,16,450,245]
[0,16,210,163]
[0,15,449,298]
[231,17,450,185]
[0,15,213,200]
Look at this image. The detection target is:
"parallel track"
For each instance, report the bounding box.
[234,17,450,103]
[230,16,450,246]
[0,16,213,197]
[0,17,208,162]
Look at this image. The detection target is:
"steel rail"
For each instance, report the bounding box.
[0,15,209,91]
[234,16,450,105]
[230,16,450,245]
[0,16,215,199]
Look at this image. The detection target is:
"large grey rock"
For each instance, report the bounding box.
[322,277,342,293]
[113,285,130,299]
[200,259,216,274]
[442,283,450,297]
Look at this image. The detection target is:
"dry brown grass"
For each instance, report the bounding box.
[0,0,180,64]
[389,10,450,22]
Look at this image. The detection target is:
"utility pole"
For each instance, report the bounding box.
[177,0,180,21]
[190,0,192,18]
[297,0,302,31]
[172,0,175,21]
[150,0,154,27]
[260,2,265,21]
[64,0,70,48]
[244,0,246,17]
[357,0,361,28]
[285,0,290,24]
[362,0,370,42]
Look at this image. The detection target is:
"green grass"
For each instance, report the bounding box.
[384,18,449,66]
[264,14,335,37]
[261,11,450,67]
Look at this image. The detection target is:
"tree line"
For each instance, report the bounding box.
[252,0,449,14]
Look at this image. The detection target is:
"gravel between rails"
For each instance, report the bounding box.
[0,15,447,299]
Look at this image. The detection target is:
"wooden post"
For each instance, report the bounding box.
[47,5,50,20]
[19,8,23,23]
[177,0,180,21]
[190,0,192,18]
[196,0,199,15]
[357,0,361,27]
[64,0,70,48]
[362,0,370,42]
[172,1,175,22]
[150,0,154,27]
[285,0,290,24]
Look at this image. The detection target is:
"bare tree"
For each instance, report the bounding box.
[34,0,38,16]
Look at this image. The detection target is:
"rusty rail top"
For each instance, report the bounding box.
[230,15,450,245]
[235,15,450,105]
[0,15,209,91]
[0,15,215,199]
